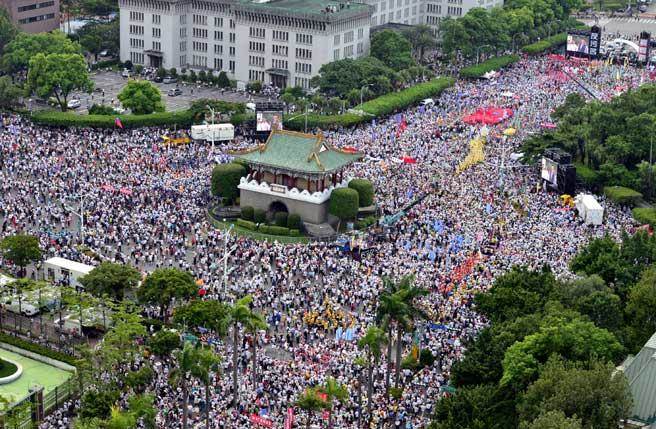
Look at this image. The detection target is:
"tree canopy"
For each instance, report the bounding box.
[2,31,81,73]
[0,234,41,275]
[27,53,94,111]
[79,262,141,300]
[117,80,164,115]
[370,30,414,71]
[312,56,396,98]
[137,268,197,319]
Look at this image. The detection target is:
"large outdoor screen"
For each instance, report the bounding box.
[541,157,558,185]
[256,111,283,132]
[567,33,590,54]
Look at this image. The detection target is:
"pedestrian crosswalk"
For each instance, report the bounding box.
[599,16,656,24]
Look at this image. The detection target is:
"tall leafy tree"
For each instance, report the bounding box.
[403,24,436,61]
[517,358,632,429]
[357,325,385,419]
[370,30,414,71]
[190,346,222,429]
[27,53,93,111]
[79,262,141,300]
[172,299,229,334]
[117,80,164,115]
[0,7,18,54]
[626,267,656,352]
[295,388,329,429]
[225,295,262,407]
[318,377,349,429]
[0,76,22,109]
[137,268,197,320]
[2,30,81,73]
[0,234,41,277]
[169,343,197,429]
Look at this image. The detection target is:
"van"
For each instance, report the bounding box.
[2,300,39,316]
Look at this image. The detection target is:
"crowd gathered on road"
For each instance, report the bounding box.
[1,54,651,429]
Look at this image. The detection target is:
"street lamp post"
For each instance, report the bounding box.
[222,224,236,297]
[64,194,87,243]
[206,104,216,151]
[476,44,493,64]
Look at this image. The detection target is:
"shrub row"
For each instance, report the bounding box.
[284,77,455,131]
[522,33,568,55]
[259,225,290,236]
[90,59,120,70]
[0,332,77,367]
[459,55,520,79]
[31,110,195,128]
[632,208,656,227]
[603,186,643,206]
[236,218,257,230]
[236,217,301,236]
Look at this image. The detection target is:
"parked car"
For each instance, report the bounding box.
[154,76,163,83]
[2,299,39,316]
[639,4,648,12]
[121,68,130,78]
[167,88,182,96]
[163,76,177,84]
[67,99,81,109]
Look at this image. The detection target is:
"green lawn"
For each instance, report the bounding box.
[0,347,74,403]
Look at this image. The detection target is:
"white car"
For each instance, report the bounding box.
[67,99,81,109]
[121,69,130,78]
[420,98,435,106]
[3,300,39,316]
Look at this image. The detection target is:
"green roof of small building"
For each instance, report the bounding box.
[234,130,362,174]
[620,331,656,424]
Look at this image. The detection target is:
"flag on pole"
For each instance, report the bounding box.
[115,117,124,129]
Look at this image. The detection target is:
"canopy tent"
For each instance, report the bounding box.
[463,107,514,125]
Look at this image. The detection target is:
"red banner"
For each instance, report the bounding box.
[284,408,294,429]
[250,414,273,428]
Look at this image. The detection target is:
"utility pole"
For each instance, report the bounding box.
[64,194,86,243]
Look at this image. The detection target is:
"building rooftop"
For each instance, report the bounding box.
[234,0,371,21]
[620,331,656,424]
[234,130,362,174]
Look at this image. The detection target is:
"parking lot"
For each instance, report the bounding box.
[69,71,269,114]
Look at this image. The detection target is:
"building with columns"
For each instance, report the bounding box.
[119,0,372,89]
[234,130,362,224]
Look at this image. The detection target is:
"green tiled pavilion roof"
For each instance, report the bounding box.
[234,130,362,174]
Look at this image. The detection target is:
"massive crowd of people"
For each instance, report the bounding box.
[2,54,652,428]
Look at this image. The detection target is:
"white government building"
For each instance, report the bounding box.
[119,0,501,88]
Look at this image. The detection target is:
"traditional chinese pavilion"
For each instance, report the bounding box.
[234,130,363,224]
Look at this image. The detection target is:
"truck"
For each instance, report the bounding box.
[191,123,235,142]
[43,257,94,288]
[575,194,604,226]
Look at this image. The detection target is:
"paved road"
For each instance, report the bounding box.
[581,15,656,35]
[69,71,270,114]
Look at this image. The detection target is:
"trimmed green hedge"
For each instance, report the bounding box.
[241,206,254,221]
[329,188,359,220]
[460,55,520,79]
[31,110,195,128]
[522,34,567,55]
[31,109,252,129]
[287,213,301,230]
[236,219,257,230]
[254,208,266,224]
[258,225,289,236]
[358,77,455,118]
[0,333,78,367]
[274,211,288,227]
[284,77,455,131]
[289,229,300,236]
[632,208,656,227]
[348,179,375,207]
[603,186,643,206]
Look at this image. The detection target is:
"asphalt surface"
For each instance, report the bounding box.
[69,71,269,114]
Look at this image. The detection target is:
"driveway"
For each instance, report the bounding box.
[69,71,270,114]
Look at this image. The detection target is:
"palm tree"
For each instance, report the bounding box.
[243,308,267,385]
[318,377,349,429]
[376,277,407,397]
[190,346,222,429]
[296,387,329,429]
[392,276,428,389]
[169,343,197,429]
[225,295,261,407]
[357,325,386,421]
